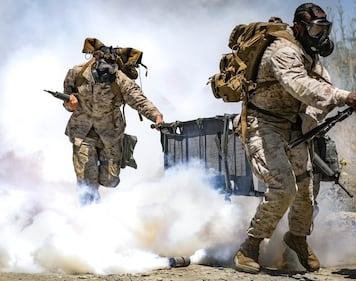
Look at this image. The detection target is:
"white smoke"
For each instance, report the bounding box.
[0,158,259,274]
[0,0,355,275]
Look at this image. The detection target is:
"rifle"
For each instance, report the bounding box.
[44,90,70,102]
[313,152,353,198]
[288,107,353,149]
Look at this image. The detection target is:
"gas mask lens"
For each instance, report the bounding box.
[303,19,332,37]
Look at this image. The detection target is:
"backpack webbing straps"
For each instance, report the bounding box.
[75,58,96,89]
[240,100,248,143]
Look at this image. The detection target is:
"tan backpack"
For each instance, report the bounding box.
[209,17,296,103]
[81,37,147,80]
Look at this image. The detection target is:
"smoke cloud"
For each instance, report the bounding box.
[0,0,355,275]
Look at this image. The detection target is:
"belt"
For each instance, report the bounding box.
[247,103,301,131]
[247,102,280,118]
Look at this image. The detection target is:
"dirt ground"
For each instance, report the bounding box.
[0,264,355,281]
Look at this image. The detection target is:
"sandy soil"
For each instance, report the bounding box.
[0,264,355,281]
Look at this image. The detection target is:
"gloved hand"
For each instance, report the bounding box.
[64,94,78,112]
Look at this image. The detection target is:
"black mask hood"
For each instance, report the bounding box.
[301,29,334,57]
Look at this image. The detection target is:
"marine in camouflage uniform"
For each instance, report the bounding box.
[63,51,163,206]
[234,3,356,274]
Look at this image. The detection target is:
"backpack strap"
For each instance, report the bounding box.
[75,58,95,89]
[110,78,127,123]
[269,29,297,44]
[111,76,143,122]
[240,101,248,143]
[267,16,297,44]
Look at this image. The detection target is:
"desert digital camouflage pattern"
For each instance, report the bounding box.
[64,60,161,147]
[249,27,350,124]
[243,27,351,238]
[63,60,162,198]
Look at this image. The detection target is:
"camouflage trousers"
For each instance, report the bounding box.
[72,129,122,205]
[243,113,314,238]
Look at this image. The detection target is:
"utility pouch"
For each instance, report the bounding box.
[121,134,138,169]
[312,135,339,181]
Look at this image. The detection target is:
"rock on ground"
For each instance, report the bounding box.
[0,264,355,281]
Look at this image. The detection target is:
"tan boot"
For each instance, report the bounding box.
[283,231,320,272]
[234,236,263,274]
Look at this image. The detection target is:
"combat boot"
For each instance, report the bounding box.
[283,231,320,272]
[234,236,263,274]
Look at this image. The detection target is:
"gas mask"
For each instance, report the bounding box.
[92,58,118,83]
[301,18,334,57]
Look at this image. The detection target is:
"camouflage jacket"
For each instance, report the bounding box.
[63,60,162,147]
[249,26,350,127]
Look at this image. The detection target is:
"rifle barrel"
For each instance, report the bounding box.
[336,181,354,198]
[313,151,354,198]
[288,107,353,149]
[44,90,70,102]
[313,153,335,177]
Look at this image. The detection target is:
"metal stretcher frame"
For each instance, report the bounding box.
[157,114,266,199]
